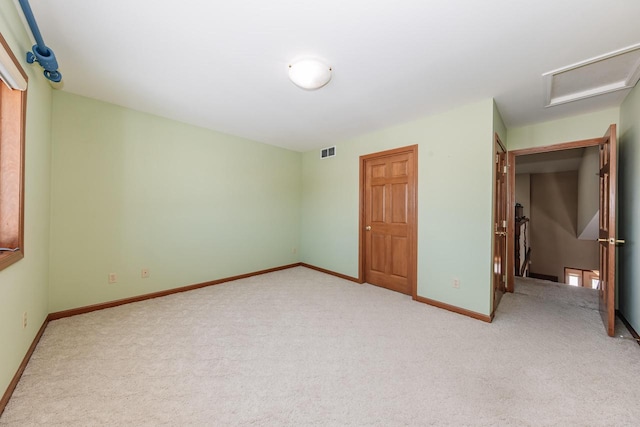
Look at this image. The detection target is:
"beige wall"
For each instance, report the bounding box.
[515,174,531,273]
[576,146,599,239]
[530,172,598,282]
[515,174,531,219]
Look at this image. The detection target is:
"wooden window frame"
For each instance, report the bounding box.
[0,34,27,271]
[564,267,583,287]
[564,267,600,289]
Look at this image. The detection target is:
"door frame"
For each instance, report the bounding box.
[506,137,603,293]
[359,145,418,298]
[493,134,508,314]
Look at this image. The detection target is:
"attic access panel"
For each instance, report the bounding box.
[543,43,640,107]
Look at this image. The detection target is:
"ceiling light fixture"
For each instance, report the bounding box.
[288,58,332,90]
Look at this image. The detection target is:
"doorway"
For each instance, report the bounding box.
[359,145,418,297]
[515,147,600,284]
[506,125,620,336]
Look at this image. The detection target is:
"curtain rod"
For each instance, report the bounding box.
[18,0,62,83]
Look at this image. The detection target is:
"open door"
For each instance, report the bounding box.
[598,124,622,337]
[493,135,507,313]
[505,124,621,336]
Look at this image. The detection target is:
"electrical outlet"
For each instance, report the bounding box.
[141,268,150,278]
[108,273,117,284]
[453,278,460,289]
[22,312,27,329]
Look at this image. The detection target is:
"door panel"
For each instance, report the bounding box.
[391,160,408,176]
[391,236,408,276]
[391,183,408,223]
[371,185,385,222]
[362,146,417,296]
[598,124,618,337]
[371,233,386,272]
[372,164,386,178]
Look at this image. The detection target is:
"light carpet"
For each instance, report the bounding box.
[513,276,601,311]
[1,267,639,426]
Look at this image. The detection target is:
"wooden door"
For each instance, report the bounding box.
[361,146,417,296]
[493,135,507,312]
[598,124,620,337]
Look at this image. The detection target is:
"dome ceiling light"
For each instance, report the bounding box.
[288,58,332,90]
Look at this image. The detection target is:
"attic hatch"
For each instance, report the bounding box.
[543,43,640,107]
[320,146,336,159]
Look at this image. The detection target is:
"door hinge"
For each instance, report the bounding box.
[502,220,507,228]
[503,165,508,174]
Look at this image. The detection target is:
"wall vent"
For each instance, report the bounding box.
[320,146,336,159]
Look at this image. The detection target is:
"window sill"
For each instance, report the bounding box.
[0,250,24,271]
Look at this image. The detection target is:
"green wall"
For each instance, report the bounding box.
[0,5,53,401]
[619,84,640,332]
[493,100,507,145]
[49,92,301,312]
[301,99,496,316]
[507,108,619,151]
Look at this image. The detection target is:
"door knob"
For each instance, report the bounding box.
[495,231,507,237]
[598,238,625,245]
[365,226,372,231]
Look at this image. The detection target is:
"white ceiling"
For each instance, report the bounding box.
[18,0,640,152]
